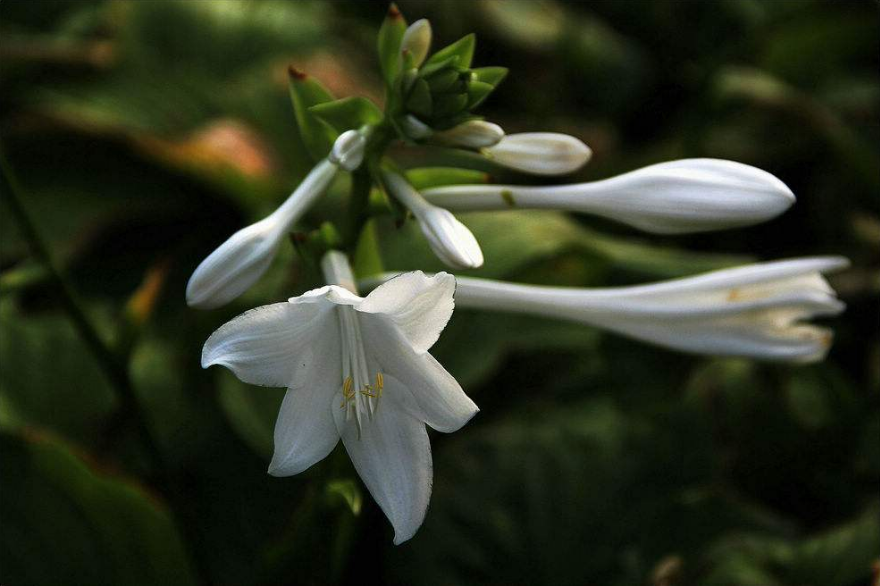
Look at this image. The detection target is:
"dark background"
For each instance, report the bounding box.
[1,1,878,585]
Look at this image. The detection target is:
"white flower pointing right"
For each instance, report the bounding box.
[423,159,795,234]
[482,132,592,175]
[368,257,849,363]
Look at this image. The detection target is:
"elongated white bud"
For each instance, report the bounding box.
[186,160,338,309]
[433,120,505,149]
[400,114,433,140]
[328,129,366,172]
[423,158,796,234]
[364,257,849,363]
[483,132,591,175]
[382,169,483,269]
[401,19,432,68]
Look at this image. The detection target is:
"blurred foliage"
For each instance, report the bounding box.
[0,1,878,585]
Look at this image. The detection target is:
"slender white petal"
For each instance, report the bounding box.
[202,299,336,387]
[483,132,591,175]
[433,120,505,149]
[382,169,484,269]
[361,316,478,433]
[268,326,341,476]
[186,159,338,309]
[357,271,456,352]
[401,19,432,68]
[333,378,432,545]
[328,130,366,172]
[424,159,795,234]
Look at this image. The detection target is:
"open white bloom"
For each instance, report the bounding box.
[423,159,796,234]
[483,132,592,175]
[202,253,477,544]
[433,120,505,149]
[186,132,366,309]
[400,19,432,68]
[382,169,484,270]
[366,257,848,363]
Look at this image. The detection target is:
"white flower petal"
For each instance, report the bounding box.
[268,325,341,476]
[361,316,478,433]
[357,271,456,352]
[483,132,591,175]
[334,383,432,545]
[201,297,335,387]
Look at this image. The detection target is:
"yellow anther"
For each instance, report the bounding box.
[376,372,384,390]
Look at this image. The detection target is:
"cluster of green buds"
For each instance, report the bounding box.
[378,7,508,141]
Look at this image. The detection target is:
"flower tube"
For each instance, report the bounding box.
[482,132,592,175]
[423,158,795,234]
[364,257,849,363]
[186,132,366,309]
[381,168,484,270]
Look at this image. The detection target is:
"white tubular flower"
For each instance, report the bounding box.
[368,257,849,363]
[423,159,795,234]
[202,253,477,544]
[382,169,484,270]
[483,132,592,175]
[186,132,366,309]
[401,19,432,67]
[432,120,505,149]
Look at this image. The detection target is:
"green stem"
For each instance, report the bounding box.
[0,152,214,586]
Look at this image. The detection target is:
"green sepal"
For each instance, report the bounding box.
[377,3,407,86]
[424,34,475,70]
[418,55,460,78]
[466,80,495,109]
[405,78,433,117]
[406,166,491,190]
[288,68,338,161]
[352,220,384,281]
[309,97,383,133]
[433,92,469,118]
[472,66,509,87]
[424,68,460,93]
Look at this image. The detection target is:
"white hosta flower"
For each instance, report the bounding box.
[186,132,366,309]
[423,159,795,234]
[202,263,478,544]
[483,132,592,175]
[401,19,432,67]
[433,120,505,149]
[368,257,849,363]
[382,169,484,269]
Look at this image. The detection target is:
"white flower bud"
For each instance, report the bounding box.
[433,120,505,149]
[483,132,592,175]
[328,130,366,172]
[423,158,796,234]
[401,19,432,68]
[186,160,339,309]
[382,169,483,270]
[400,115,433,140]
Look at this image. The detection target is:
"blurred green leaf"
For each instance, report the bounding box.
[309,96,383,134]
[0,430,196,586]
[288,70,338,162]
